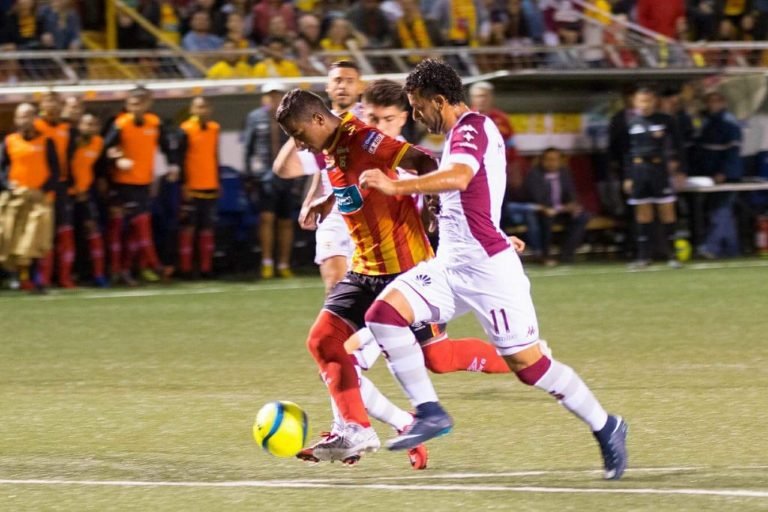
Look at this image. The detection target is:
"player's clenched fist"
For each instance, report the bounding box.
[359,168,397,195]
[299,194,335,230]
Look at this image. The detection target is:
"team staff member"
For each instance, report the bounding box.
[35,91,77,288]
[623,86,684,268]
[0,103,59,292]
[177,97,220,278]
[70,112,108,287]
[103,87,179,284]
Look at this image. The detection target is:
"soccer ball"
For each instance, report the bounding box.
[252,401,308,458]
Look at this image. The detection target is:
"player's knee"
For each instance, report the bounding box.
[306,311,350,362]
[365,299,409,327]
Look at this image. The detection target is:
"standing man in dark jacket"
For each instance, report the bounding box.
[524,147,590,266]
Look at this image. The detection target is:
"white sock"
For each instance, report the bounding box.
[329,397,345,435]
[358,369,412,432]
[534,358,608,431]
[367,321,439,407]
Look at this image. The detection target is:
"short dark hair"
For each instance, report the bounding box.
[129,85,151,99]
[635,85,657,96]
[542,146,561,157]
[276,89,331,126]
[404,59,464,105]
[362,79,408,111]
[329,60,360,74]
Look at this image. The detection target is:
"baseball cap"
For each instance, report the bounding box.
[261,81,288,94]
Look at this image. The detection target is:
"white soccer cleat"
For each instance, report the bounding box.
[312,423,381,463]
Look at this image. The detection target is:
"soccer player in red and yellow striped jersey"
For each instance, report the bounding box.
[275,89,440,461]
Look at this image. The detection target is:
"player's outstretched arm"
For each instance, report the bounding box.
[274,138,305,179]
[396,146,439,176]
[360,162,474,196]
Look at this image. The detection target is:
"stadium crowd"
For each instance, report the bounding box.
[4,0,768,82]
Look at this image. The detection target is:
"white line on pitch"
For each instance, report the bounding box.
[0,479,766,499]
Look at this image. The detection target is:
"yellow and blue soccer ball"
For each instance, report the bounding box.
[252,401,308,458]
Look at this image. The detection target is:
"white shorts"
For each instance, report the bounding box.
[387,248,540,356]
[314,210,354,265]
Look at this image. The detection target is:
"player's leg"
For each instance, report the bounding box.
[628,168,654,268]
[130,186,162,282]
[654,167,680,266]
[463,249,628,480]
[107,186,126,283]
[54,193,76,288]
[197,198,216,276]
[414,324,511,374]
[81,199,107,286]
[275,181,295,278]
[177,198,195,275]
[258,179,276,279]
[365,260,458,449]
[315,212,352,293]
[320,256,348,294]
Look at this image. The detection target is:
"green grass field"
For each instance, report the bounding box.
[1,260,767,511]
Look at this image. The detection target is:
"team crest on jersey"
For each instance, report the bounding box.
[362,131,384,155]
[333,184,364,214]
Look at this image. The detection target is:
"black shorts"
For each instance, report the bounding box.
[181,194,217,230]
[110,184,151,216]
[55,189,73,226]
[628,164,675,205]
[73,196,100,224]
[258,176,299,219]
[324,271,446,344]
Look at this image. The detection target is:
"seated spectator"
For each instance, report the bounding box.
[346,0,392,48]
[0,8,19,83]
[523,148,591,265]
[637,0,685,39]
[118,1,161,49]
[207,40,254,77]
[38,0,82,50]
[251,0,296,44]
[158,0,182,45]
[688,0,718,41]
[392,0,441,63]
[253,37,302,78]
[427,0,489,47]
[266,16,295,42]
[319,17,368,64]
[695,92,743,258]
[6,0,42,50]
[225,11,253,52]
[182,0,228,36]
[294,13,327,75]
[182,10,224,51]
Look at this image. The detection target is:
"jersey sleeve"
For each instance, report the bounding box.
[356,126,412,170]
[442,113,489,175]
[297,149,324,175]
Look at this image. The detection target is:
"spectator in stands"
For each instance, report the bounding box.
[695,91,743,258]
[427,0,489,47]
[182,10,224,51]
[221,0,254,37]
[225,11,254,60]
[5,0,42,50]
[524,148,591,266]
[637,0,685,39]
[346,0,392,48]
[265,16,295,43]
[243,82,301,278]
[38,0,82,51]
[294,13,327,75]
[251,0,297,44]
[319,17,369,64]
[0,11,20,83]
[688,0,718,41]
[659,87,695,175]
[117,1,161,49]
[206,40,253,77]
[158,0,182,45]
[392,0,441,63]
[182,0,227,37]
[252,37,302,78]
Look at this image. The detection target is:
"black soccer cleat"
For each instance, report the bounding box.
[594,414,629,480]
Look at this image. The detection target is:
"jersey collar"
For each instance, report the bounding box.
[323,111,354,156]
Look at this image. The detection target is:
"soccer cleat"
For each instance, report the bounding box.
[407,443,428,470]
[93,276,110,288]
[387,403,453,451]
[594,414,629,480]
[140,268,160,283]
[261,264,274,279]
[296,431,334,464]
[312,423,380,463]
[277,266,294,278]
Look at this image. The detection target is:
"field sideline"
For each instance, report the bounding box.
[1,260,767,511]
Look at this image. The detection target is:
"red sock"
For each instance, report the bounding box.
[38,250,53,286]
[123,222,139,272]
[107,216,123,275]
[178,228,194,273]
[423,337,510,374]
[56,226,76,287]
[198,229,214,273]
[134,213,159,270]
[88,232,105,279]
[306,311,370,427]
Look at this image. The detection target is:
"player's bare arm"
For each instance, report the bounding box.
[396,145,439,176]
[274,138,306,179]
[360,162,474,195]
[299,192,335,230]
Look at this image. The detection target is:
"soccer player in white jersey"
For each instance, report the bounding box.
[359,60,629,480]
[274,60,364,294]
